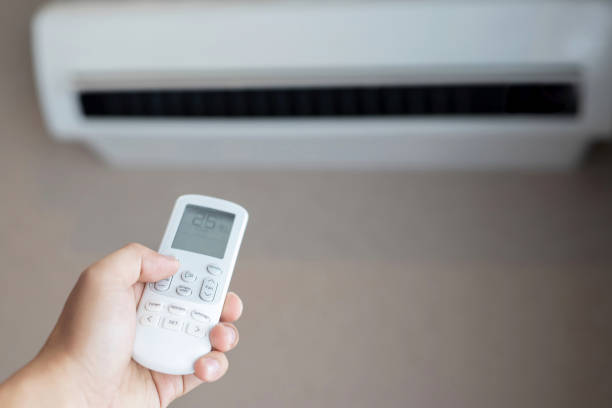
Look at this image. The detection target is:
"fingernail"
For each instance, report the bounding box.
[224,324,237,345]
[204,357,221,380]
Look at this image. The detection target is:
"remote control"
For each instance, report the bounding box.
[133,194,248,375]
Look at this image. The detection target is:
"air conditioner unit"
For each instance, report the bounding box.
[32,1,612,169]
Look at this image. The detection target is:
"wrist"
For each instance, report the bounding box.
[0,347,88,408]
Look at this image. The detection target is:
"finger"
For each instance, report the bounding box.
[181,374,204,395]
[209,323,239,352]
[149,371,203,407]
[140,251,179,283]
[86,243,179,288]
[220,292,243,322]
[193,351,229,382]
[132,282,146,304]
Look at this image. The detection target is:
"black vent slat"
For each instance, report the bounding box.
[147,92,163,116]
[229,92,247,116]
[270,91,290,116]
[80,84,578,118]
[381,88,404,114]
[454,87,472,114]
[250,91,269,116]
[406,88,426,114]
[359,89,378,115]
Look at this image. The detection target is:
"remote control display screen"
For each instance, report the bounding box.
[172,205,235,258]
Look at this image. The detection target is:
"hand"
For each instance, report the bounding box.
[0,243,242,407]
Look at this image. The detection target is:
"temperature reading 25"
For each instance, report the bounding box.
[192,214,216,230]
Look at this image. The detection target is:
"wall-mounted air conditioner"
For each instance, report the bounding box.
[32,1,612,169]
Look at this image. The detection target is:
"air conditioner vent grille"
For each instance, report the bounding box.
[79,83,578,118]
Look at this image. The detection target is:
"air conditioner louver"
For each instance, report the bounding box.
[79,84,578,118]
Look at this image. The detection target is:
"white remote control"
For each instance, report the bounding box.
[133,194,248,375]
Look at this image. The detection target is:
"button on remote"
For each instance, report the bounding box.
[199,278,217,302]
[191,310,210,322]
[162,318,182,331]
[202,279,216,295]
[186,323,206,338]
[154,277,172,292]
[206,264,222,276]
[181,270,196,282]
[145,301,163,312]
[168,304,187,315]
[176,285,192,297]
[139,314,160,327]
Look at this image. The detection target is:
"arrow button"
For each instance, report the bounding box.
[139,314,160,327]
[186,323,206,338]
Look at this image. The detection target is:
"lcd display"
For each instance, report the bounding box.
[171,205,235,258]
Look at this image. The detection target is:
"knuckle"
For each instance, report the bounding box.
[80,266,101,285]
[122,242,144,252]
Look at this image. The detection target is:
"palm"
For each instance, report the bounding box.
[113,360,201,407]
[45,245,241,407]
[108,283,216,407]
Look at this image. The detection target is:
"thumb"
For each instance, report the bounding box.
[86,243,179,288]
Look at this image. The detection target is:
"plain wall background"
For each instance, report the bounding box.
[1,1,612,407]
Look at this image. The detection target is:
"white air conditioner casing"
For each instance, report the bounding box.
[32,0,612,169]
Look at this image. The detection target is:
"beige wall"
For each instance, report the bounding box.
[1,1,611,407]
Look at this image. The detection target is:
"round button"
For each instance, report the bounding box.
[154,278,171,292]
[181,270,196,282]
[206,264,222,276]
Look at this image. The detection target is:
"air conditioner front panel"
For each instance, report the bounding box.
[31,1,612,168]
[34,1,605,70]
